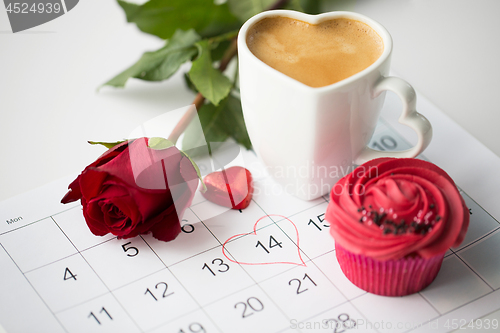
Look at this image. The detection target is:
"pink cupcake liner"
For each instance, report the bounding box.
[335,243,444,296]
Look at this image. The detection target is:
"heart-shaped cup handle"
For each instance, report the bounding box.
[355,76,432,164]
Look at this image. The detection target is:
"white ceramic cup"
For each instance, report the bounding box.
[238,10,432,200]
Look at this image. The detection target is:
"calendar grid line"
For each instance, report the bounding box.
[224,194,353,333]
[210,191,312,330]
[308,249,335,261]
[311,250,368,302]
[138,234,226,333]
[161,277,294,330]
[305,254,355,303]
[459,191,500,226]
[3,111,500,332]
[218,236,301,332]
[190,209,225,246]
[272,216,313,263]
[52,208,121,252]
[49,204,82,218]
[302,254,383,333]
[50,217,145,333]
[417,287,443,316]
[142,312,205,333]
[297,295,381,333]
[238,193,368,333]
[108,266,169,292]
[266,199,329,224]
[455,226,500,254]
[266,207,367,327]
[164,242,224,267]
[420,283,497,319]
[1,216,50,237]
[218,213,309,247]
[454,253,495,291]
[446,247,456,256]
[52,290,110,314]
[0,243,70,333]
[0,203,82,237]
[189,197,208,208]
[409,288,500,333]
[22,251,80,274]
[72,235,118,252]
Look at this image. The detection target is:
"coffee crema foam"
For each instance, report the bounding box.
[246,17,384,87]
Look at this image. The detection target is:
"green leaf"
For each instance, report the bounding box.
[300,0,323,14]
[182,94,252,157]
[183,73,198,94]
[188,40,232,106]
[148,137,175,150]
[227,0,276,22]
[88,140,127,149]
[323,0,357,12]
[182,102,228,157]
[117,0,239,40]
[101,29,200,88]
[285,0,304,11]
[180,150,206,192]
[210,39,232,62]
[219,94,252,150]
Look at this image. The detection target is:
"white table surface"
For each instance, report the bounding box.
[1,0,500,204]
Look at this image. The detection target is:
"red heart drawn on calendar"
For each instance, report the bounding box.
[222,215,306,266]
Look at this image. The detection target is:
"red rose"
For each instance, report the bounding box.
[61,138,198,242]
[326,158,469,261]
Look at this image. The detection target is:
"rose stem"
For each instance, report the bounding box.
[168,39,238,145]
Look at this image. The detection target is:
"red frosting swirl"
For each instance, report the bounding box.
[326,158,469,261]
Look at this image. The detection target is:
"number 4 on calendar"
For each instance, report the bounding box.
[63,267,77,281]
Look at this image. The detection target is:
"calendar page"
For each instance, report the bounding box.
[1,93,500,333]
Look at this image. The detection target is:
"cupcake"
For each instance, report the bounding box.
[326,158,469,296]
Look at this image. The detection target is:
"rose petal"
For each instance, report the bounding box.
[148,211,182,242]
[61,175,83,203]
[61,137,198,242]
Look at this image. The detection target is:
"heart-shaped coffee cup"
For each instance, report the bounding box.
[238,10,432,200]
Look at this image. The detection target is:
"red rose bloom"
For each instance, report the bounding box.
[61,138,198,242]
[326,158,469,261]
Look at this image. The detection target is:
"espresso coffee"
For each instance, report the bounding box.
[246,17,383,87]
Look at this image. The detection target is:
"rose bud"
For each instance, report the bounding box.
[61,138,199,242]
